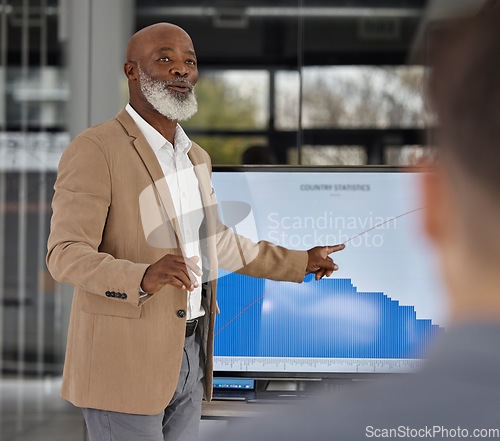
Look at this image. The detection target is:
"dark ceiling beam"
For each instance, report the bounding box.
[136,6,424,20]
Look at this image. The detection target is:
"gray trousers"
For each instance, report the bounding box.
[82,331,205,441]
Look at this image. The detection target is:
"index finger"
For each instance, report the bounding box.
[324,244,346,254]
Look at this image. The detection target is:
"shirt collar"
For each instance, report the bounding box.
[172,123,192,156]
[125,103,192,155]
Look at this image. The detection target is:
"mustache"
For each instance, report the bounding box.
[165,77,195,92]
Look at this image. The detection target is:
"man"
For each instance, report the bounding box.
[205,6,500,441]
[46,23,344,441]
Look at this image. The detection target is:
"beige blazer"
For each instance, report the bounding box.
[47,109,308,415]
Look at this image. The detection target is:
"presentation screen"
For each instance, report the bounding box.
[211,167,447,377]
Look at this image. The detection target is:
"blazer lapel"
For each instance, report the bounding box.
[115,109,184,249]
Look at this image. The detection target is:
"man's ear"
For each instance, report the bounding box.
[124,61,138,80]
[421,164,448,245]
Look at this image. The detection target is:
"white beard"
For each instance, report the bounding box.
[138,66,198,121]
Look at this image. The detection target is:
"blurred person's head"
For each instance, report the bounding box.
[124,23,198,122]
[424,5,500,323]
[241,145,278,165]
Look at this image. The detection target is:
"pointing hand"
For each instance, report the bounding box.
[305,244,346,281]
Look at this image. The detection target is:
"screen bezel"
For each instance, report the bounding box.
[212,165,418,173]
[211,164,427,379]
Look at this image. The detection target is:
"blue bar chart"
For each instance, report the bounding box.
[214,273,443,363]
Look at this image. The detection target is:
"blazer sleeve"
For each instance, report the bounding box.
[196,149,308,284]
[214,212,308,284]
[46,134,149,307]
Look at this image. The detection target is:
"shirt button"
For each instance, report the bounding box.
[177,310,186,318]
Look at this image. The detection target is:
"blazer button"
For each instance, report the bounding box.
[110,291,116,297]
[105,291,111,297]
[122,293,127,300]
[115,292,122,299]
[177,310,186,318]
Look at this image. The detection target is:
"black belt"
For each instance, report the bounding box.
[185,319,198,338]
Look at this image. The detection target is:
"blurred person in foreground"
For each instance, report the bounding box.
[205,5,500,440]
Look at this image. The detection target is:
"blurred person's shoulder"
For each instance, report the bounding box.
[204,323,500,441]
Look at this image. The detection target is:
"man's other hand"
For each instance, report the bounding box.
[141,255,202,294]
[306,244,345,281]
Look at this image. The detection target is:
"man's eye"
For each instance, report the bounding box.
[186,60,196,65]
[160,57,170,62]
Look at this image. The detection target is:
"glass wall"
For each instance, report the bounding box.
[0,0,68,376]
[144,2,430,166]
[181,66,428,166]
[182,70,270,164]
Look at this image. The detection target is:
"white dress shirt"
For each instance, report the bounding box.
[126,103,205,320]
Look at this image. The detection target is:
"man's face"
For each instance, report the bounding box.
[138,66,198,121]
[137,27,199,121]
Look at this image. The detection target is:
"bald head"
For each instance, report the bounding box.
[126,23,194,64]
